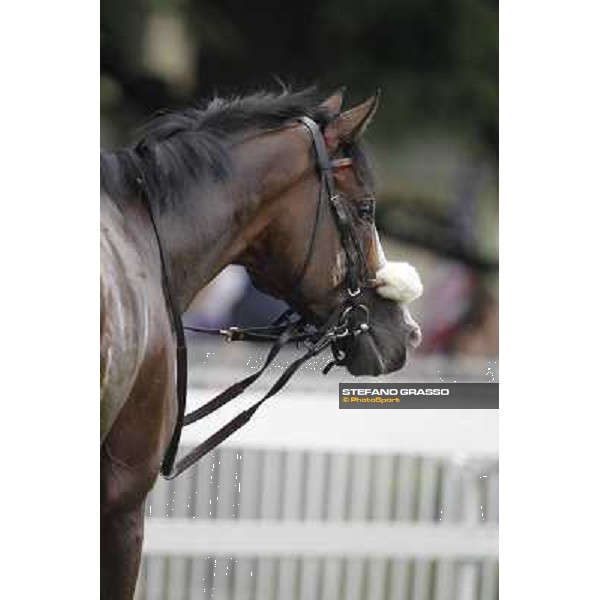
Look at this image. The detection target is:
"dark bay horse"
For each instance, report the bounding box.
[100,88,422,599]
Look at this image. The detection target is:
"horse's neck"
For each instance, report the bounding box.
[157,125,311,311]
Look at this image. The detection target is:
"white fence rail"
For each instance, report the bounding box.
[144,520,498,559]
[136,351,499,600]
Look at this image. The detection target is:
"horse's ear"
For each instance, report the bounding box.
[325,91,380,147]
[320,87,346,117]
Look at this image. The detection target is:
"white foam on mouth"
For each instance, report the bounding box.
[374,261,423,304]
[371,233,423,348]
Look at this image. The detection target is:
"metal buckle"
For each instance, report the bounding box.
[331,158,353,168]
[348,287,361,297]
[221,326,240,342]
[337,304,370,339]
[334,327,350,339]
[355,323,370,335]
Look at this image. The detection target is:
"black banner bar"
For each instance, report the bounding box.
[339,383,498,409]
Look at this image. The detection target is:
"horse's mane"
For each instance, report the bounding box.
[100,87,373,212]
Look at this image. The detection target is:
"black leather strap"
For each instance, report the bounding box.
[298,117,368,294]
[162,309,342,479]
[184,309,300,342]
[135,178,188,479]
[181,324,296,425]
[144,115,374,480]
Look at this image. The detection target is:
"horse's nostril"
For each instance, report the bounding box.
[407,324,422,349]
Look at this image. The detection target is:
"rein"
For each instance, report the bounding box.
[140,116,372,479]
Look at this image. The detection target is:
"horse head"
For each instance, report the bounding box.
[241,90,422,375]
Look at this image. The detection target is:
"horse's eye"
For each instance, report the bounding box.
[357,197,375,222]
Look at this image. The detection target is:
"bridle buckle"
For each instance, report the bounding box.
[221,326,240,342]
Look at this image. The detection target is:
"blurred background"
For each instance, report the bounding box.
[101,2,498,599]
[101,0,498,359]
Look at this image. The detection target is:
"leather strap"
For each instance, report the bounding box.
[298,117,368,294]
[181,324,297,425]
[140,115,373,479]
[135,176,188,478]
[162,307,343,479]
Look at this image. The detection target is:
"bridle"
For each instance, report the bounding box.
[292,117,371,299]
[143,116,375,479]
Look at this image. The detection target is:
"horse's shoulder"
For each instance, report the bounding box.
[100,195,174,442]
